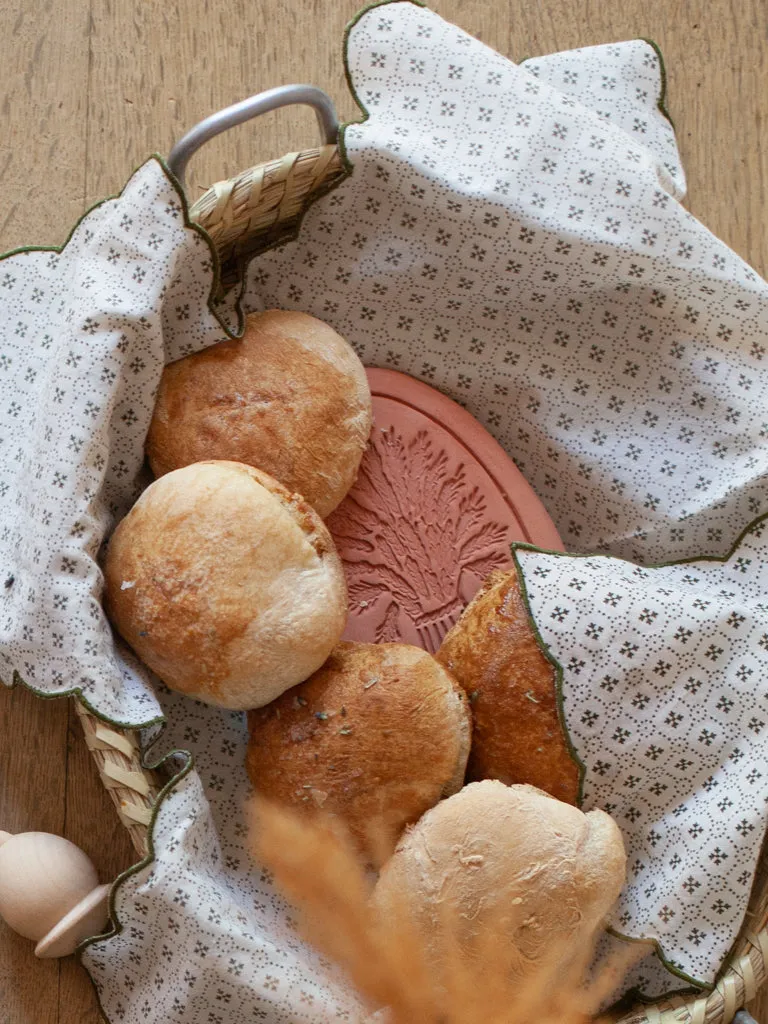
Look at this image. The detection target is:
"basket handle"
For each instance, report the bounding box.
[167,84,340,187]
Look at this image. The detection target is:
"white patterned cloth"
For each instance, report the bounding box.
[517,522,768,990]
[1,1,767,1018]
[85,685,361,1022]
[0,166,231,724]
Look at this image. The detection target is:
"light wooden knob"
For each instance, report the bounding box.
[0,832,110,958]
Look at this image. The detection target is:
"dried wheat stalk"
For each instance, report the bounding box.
[249,798,639,1024]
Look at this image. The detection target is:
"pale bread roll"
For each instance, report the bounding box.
[103,460,347,709]
[146,309,373,517]
[372,780,626,982]
[247,641,471,862]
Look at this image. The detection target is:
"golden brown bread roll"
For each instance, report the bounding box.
[371,780,626,984]
[246,641,471,862]
[146,309,373,517]
[103,460,347,709]
[437,567,580,803]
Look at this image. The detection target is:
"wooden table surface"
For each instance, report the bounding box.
[0,1,766,1021]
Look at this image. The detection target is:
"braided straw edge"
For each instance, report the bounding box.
[86,143,768,1022]
[76,701,157,858]
[189,144,345,292]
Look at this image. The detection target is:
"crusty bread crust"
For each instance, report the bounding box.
[146,309,373,517]
[247,641,471,861]
[437,567,580,803]
[103,460,348,709]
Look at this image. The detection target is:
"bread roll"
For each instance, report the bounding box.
[146,309,373,517]
[437,567,580,803]
[246,642,471,861]
[103,461,347,709]
[371,780,626,982]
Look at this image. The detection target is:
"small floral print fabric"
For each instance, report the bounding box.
[0,163,231,724]
[0,0,766,1017]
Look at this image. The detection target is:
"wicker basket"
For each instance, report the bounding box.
[74,88,768,1024]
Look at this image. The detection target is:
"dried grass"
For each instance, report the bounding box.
[249,797,640,1024]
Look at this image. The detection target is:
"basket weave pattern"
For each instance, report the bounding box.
[77,145,768,1024]
[188,144,345,292]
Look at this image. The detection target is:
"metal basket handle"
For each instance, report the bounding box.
[167,84,340,187]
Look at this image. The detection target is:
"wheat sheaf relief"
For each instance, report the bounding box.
[328,427,511,652]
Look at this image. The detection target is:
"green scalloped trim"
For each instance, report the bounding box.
[509,547,588,805]
[641,37,674,129]
[338,0,426,174]
[519,37,675,134]
[0,152,247,339]
[510,508,768,999]
[512,507,768,571]
[77,739,197,1003]
[3,668,166,730]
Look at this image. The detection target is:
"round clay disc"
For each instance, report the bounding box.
[327,368,563,654]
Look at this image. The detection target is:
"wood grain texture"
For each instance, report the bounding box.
[0,0,90,248]
[0,687,68,1024]
[0,1,766,1021]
